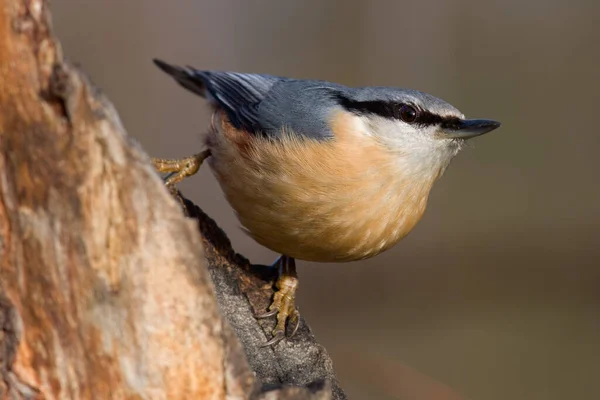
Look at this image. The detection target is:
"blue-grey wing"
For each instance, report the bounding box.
[154,59,338,140]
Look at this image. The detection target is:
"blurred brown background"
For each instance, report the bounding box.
[52,1,599,399]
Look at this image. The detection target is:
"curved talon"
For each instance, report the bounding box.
[163,171,178,183]
[255,308,279,319]
[289,309,301,337]
[261,331,285,347]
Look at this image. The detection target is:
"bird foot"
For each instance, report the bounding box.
[152,150,210,186]
[256,255,300,346]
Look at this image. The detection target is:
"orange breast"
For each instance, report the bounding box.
[205,111,435,262]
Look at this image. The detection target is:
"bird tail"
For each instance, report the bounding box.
[153,58,207,98]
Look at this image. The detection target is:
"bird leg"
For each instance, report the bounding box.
[152,151,301,346]
[151,150,210,186]
[256,255,300,346]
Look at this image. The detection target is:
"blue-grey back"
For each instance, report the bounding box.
[193,71,344,140]
[153,59,463,140]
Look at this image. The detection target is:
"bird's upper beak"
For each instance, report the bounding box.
[443,119,501,139]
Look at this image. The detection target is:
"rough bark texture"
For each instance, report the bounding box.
[0,0,345,399]
[179,196,345,400]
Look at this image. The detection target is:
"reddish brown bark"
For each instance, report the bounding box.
[0,1,343,399]
[0,0,253,398]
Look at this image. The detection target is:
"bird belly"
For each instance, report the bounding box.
[212,171,426,262]
[205,115,431,262]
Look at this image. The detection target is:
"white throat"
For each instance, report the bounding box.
[356,115,463,183]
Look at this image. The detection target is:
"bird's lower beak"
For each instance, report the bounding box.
[443,119,501,139]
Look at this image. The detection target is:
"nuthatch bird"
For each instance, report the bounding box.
[151,59,501,345]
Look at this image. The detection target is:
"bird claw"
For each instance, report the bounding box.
[260,331,286,347]
[289,309,301,338]
[254,308,279,319]
[151,150,210,187]
[257,255,300,346]
[258,303,300,347]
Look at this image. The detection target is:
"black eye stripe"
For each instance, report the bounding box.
[337,95,461,128]
[337,97,402,119]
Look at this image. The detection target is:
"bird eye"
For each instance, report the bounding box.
[399,105,418,123]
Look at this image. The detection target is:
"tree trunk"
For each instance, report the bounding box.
[0,1,344,399]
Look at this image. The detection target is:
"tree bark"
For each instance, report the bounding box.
[0,0,345,399]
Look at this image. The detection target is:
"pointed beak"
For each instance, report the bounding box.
[443,119,501,139]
